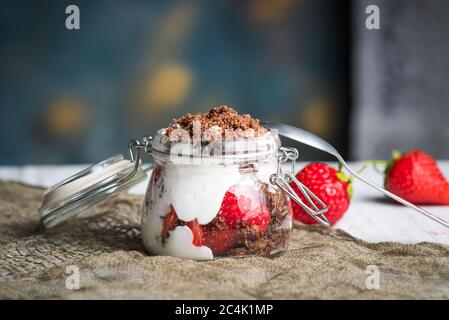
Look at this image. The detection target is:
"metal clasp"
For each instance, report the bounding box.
[123,135,153,182]
[270,147,330,226]
[128,135,152,161]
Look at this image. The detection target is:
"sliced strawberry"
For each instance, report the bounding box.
[217,183,271,233]
[161,182,271,254]
[162,206,203,247]
[186,219,203,246]
[161,205,178,243]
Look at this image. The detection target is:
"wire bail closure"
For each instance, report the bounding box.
[270,147,330,226]
[127,135,153,177]
[129,135,153,161]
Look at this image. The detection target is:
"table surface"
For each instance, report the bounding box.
[1,162,449,245]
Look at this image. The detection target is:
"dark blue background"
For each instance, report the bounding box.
[0,0,350,164]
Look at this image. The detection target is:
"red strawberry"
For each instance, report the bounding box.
[161,207,203,246]
[161,205,178,243]
[290,163,352,225]
[161,182,271,255]
[216,183,271,233]
[185,220,237,254]
[186,219,203,246]
[200,183,271,254]
[384,150,449,205]
[160,206,237,254]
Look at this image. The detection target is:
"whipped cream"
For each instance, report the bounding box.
[141,163,240,260]
[161,226,213,260]
[166,163,240,224]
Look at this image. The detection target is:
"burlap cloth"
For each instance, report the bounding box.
[1,180,449,299]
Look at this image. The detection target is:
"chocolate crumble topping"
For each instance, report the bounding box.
[165,105,268,140]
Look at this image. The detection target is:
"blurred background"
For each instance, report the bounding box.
[0,0,448,165]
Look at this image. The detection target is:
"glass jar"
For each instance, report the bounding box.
[38,128,329,261]
[141,129,292,260]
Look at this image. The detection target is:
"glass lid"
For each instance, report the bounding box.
[38,154,148,229]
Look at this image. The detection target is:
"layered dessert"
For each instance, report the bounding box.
[141,106,292,260]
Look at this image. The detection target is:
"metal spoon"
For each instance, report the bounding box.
[261,121,449,229]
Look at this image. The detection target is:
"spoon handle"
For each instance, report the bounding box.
[340,159,449,229]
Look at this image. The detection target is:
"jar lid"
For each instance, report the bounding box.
[38,154,148,229]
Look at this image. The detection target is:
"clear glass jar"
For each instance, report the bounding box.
[141,129,292,260]
[38,122,330,260]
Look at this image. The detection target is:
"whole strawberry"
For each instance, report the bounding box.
[384,150,449,205]
[290,163,352,225]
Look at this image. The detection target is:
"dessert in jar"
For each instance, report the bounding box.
[141,107,292,260]
[39,105,329,261]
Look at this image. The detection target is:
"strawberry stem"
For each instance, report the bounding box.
[362,150,403,178]
[355,163,368,175]
[363,160,387,174]
[384,150,402,178]
[391,150,402,161]
[346,164,367,184]
[336,162,350,182]
[362,160,387,166]
[338,162,344,171]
